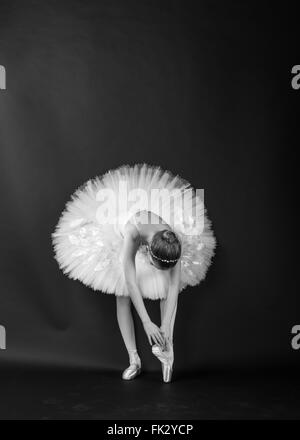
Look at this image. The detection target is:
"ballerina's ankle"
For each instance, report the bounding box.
[128,349,141,366]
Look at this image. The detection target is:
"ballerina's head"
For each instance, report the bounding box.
[148,230,181,270]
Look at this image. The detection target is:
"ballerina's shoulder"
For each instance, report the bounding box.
[123,222,140,242]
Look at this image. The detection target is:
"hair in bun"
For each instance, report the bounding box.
[162,230,177,244]
[149,229,181,269]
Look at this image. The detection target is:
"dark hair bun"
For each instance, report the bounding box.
[162,230,177,244]
[150,229,181,268]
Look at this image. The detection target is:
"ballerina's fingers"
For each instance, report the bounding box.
[148,333,161,346]
[153,331,165,346]
[150,336,158,346]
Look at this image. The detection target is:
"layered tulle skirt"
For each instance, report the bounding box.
[52,164,216,300]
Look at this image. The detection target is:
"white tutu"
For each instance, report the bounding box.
[52,164,216,300]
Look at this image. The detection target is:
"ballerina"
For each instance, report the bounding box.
[52,164,216,382]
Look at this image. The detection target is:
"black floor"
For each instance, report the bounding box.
[1,366,300,420]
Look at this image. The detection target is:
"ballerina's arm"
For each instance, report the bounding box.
[161,261,181,331]
[121,224,164,346]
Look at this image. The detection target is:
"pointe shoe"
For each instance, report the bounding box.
[162,363,173,383]
[122,350,141,380]
[122,363,141,380]
[152,343,174,383]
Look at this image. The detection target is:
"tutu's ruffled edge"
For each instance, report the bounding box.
[52,163,217,298]
[70,162,193,201]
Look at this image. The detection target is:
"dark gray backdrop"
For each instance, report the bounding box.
[0,0,297,372]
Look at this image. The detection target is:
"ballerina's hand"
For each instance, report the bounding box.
[160,323,171,346]
[143,320,165,346]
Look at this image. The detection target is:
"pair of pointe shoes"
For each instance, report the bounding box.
[122,343,174,383]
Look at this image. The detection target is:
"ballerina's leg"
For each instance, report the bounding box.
[116,296,141,367]
[157,297,177,382]
[160,297,178,345]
